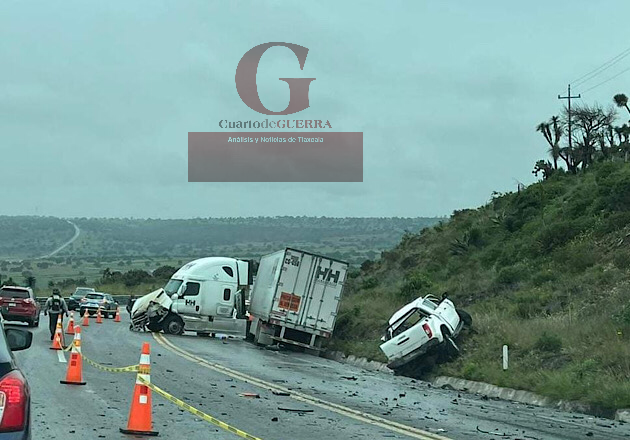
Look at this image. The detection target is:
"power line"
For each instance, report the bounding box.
[571,45,630,87]
[579,65,630,94]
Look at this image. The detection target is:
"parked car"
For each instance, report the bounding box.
[79,293,119,318]
[379,294,472,376]
[0,313,34,439]
[66,287,96,311]
[0,287,40,328]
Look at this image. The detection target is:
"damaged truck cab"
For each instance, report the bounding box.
[131,257,252,336]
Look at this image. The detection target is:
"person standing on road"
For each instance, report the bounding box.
[43,288,69,340]
[126,294,136,314]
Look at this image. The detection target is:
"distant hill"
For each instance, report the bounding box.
[0,216,75,259]
[0,216,442,264]
[332,161,630,414]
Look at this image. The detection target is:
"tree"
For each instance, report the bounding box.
[24,276,36,288]
[536,116,563,169]
[566,104,616,169]
[615,124,630,162]
[153,265,177,279]
[614,93,630,117]
[533,160,554,180]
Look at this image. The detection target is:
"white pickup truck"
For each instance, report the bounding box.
[379,294,472,375]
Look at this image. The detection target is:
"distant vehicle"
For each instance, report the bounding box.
[0,313,34,438]
[380,294,472,376]
[0,287,41,328]
[130,257,252,336]
[248,248,348,352]
[79,293,119,318]
[66,287,96,311]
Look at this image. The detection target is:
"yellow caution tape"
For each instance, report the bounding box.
[136,376,262,440]
[80,355,139,373]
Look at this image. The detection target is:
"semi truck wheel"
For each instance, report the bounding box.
[163,315,184,335]
[146,322,162,332]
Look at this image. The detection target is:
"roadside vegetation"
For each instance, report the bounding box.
[331,94,630,415]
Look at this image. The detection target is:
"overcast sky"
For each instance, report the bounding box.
[1,1,629,218]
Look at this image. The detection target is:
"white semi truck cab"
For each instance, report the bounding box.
[131,257,253,336]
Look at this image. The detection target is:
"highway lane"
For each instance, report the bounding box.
[154,331,630,440]
[8,313,630,440]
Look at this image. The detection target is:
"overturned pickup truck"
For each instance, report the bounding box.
[379,294,472,376]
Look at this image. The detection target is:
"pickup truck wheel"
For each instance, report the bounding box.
[457,309,473,328]
[163,315,184,335]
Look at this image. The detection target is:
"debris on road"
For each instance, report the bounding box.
[340,376,357,381]
[239,393,260,398]
[272,391,291,396]
[278,407,314,413]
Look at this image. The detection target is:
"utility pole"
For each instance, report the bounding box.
[558,84,581,151]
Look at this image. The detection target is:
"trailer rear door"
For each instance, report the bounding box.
[274,249,347,333]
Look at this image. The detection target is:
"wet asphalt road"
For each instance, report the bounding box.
[9,312,630,440]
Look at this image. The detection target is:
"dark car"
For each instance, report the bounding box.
[66,287,96,311]
[0,288,40,328]
[0,315,34,439]
[79,293,119,318]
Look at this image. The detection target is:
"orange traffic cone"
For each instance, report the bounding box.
[65,312,75,335]
[60,326,86,385]
[82,309,89,327]
[114,308,121,323]
[120,343,158,436]
[96,308,103,324]
[50,315,64,350]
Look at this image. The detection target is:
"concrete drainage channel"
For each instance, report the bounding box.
[322,350,630,423]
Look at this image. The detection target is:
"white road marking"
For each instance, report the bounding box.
[57,351,66,363]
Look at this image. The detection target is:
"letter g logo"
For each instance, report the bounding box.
[235,42,315,116]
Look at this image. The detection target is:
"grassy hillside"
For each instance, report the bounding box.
[331,161,630,414]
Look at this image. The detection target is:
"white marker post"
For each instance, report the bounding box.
[502,345,508,371]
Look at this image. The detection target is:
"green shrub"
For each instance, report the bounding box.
[531,269,556,286]
[512,289,551,318]
[496,264,529,286]
[613,250,630,270]
[360,260,374,271]
[536,219,591,253]
[347,269,361,280]
[613,304,630,325]
[361,277,378,289]
[399,271,433,300]
[400,255,419,270]
[561,241,599,272]
[597,165,630,211]
[534,332,563,353]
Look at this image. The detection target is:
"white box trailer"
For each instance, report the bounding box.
[248,248,348,352]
